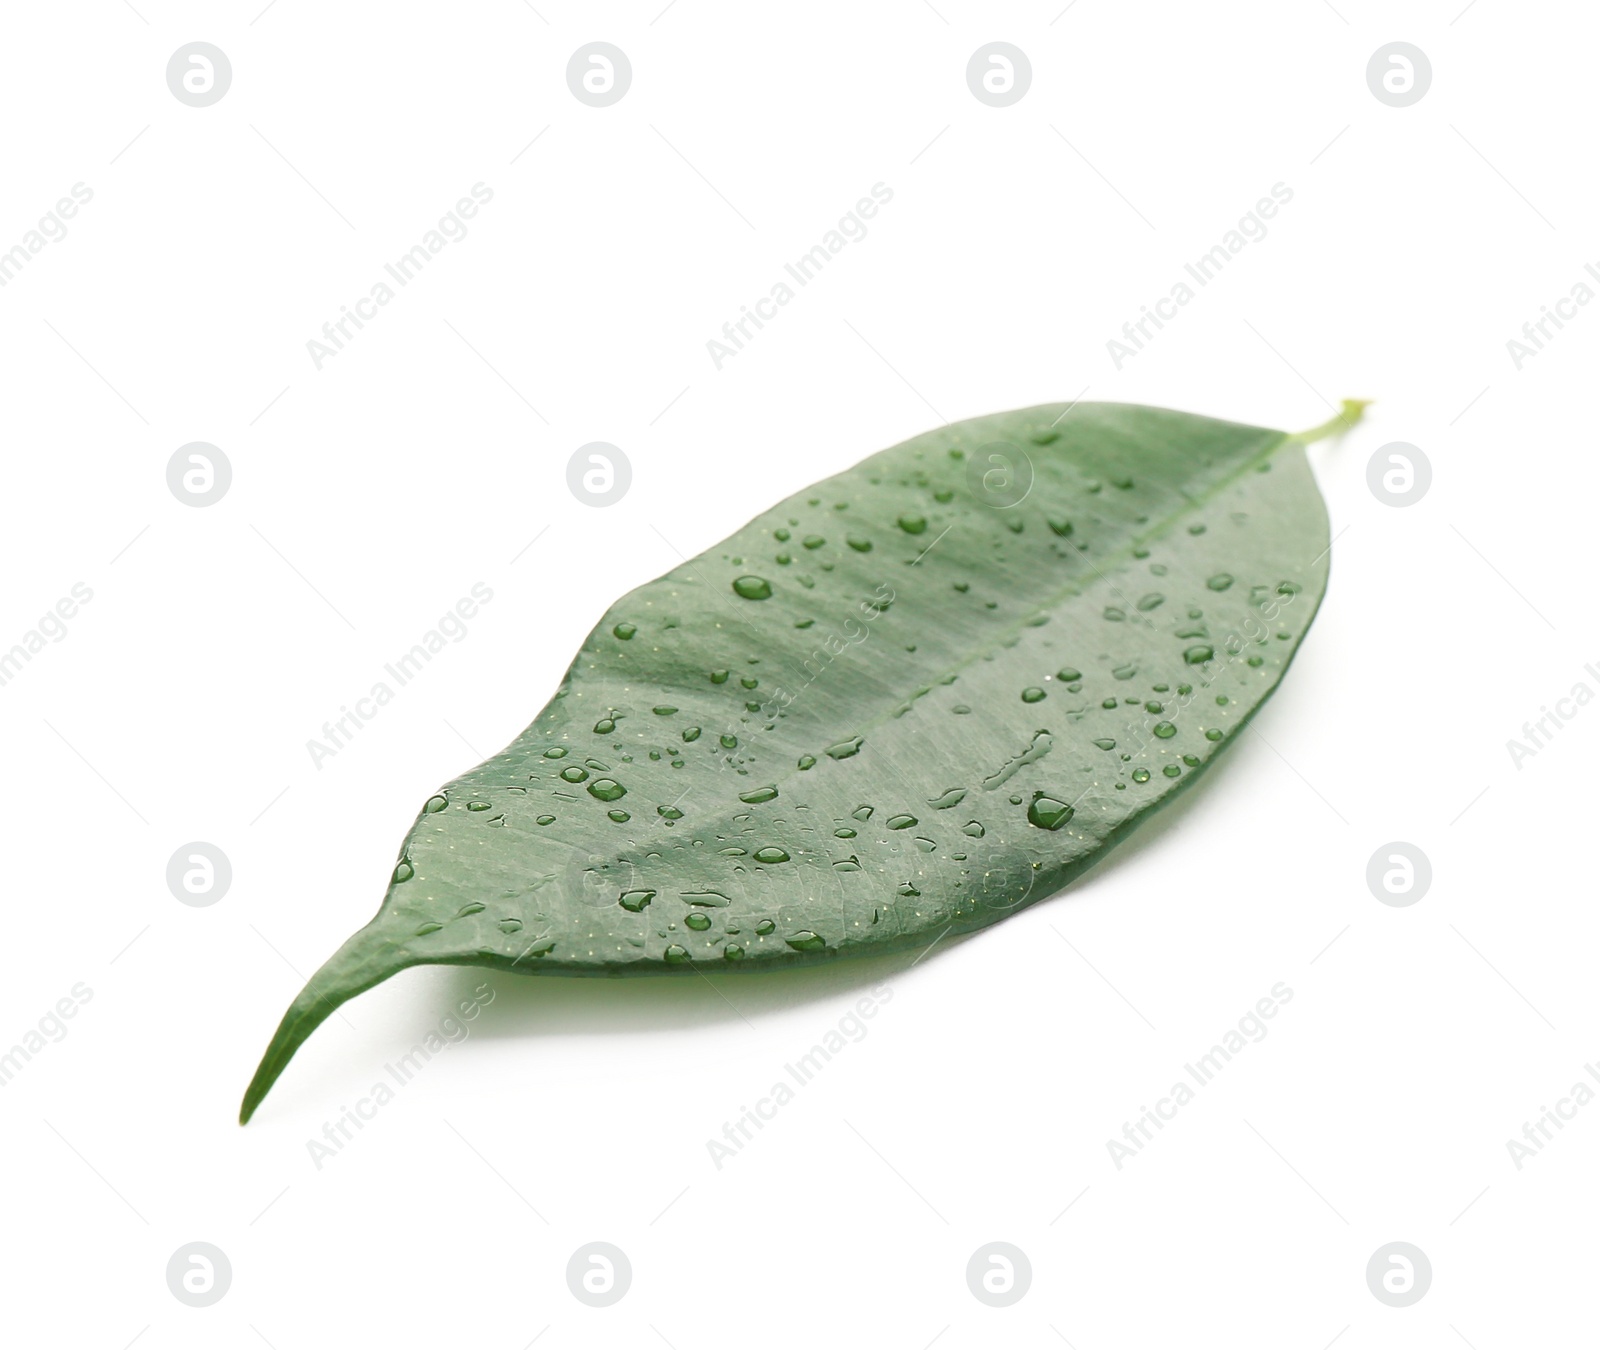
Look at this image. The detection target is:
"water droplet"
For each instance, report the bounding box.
[739,785,779,804]
[1047,518,1073,537]
[1205,728,1224,742]
[963,820,985,838]
[536,814,555,825]
[1137,593,1164,611]
[928,787,967,809]
[1113,663,1137,680]
[732,575,773,600]
[1021,687,1046,703]
[754,846,790,864]
[887,814,917,830]
[619,889,655,912]
[657,804,683,820]
[710,669,730,684]
[756,919,775,935]
[826,736,864,759]
[1207,573,1234,591]
[1163,764,1182,777]
[1132,768,1151,783]
[499,918,522,934]
[847,535,873,552]
[613,623,637,640]
[1093,738,1116,751]
[663,944,690,964]
[724,945,745,961]
[416,922,443,936]
[897,513,927,535]
[786,931,826,952]
[652,705,678,716]
[1188,523,1207,535]
[586,778,626,802]
[607,809,630,822]
[1145,701,1163,714]
[1153,721,1177,739]
[392,860,414,883]
[593,718,615,734]
[682,727,701,742]
[467,800,491,811]
[1027,795,1074,830]
[684,890,732,907]
[835,827,856,838]
[1056,667,1082,682]
[424,794,449,813]
[1184,645,1214,665]
[684,913,712,931]
[797,754,817,770]
[543,747,567,759]
[1103,607,1126,622]
[457,902,485,918]
[1182,754,1201,767]
[774,527,791,542]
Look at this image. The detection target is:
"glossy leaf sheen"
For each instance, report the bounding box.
[242,400,1346,1122]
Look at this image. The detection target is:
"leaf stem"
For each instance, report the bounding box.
[1290,398,1371,445]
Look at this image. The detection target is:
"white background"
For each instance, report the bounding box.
[0,1,1593,1345]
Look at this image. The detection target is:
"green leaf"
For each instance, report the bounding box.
[241,398,1363,1122]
